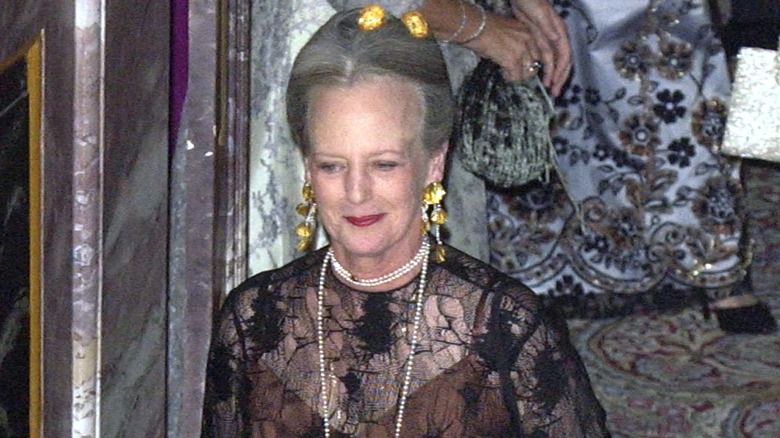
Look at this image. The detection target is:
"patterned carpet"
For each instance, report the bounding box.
[568,160,780,438]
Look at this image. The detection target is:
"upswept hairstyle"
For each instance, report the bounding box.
[286,8,454,156]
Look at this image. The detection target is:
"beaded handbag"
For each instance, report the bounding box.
[721,38,780,162]
[452,58,556,188]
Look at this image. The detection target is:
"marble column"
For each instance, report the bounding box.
[72,0,103,433]
[2,0,171,435]
[167,0,219,436]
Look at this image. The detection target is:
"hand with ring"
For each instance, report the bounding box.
[510,0,572,96]
[418,0,570,89]
[460,12,549,83]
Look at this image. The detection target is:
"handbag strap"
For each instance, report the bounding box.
[532,75,554,114]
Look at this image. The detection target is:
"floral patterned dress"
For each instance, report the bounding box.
[486,0,747,318]
[202,245,608,437]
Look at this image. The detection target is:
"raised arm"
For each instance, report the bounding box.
[420,0,571,95]
[329,0,571,94]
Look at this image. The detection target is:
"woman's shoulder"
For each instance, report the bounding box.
[220,248,327,311]
[439,244,543,312]
[440,247,560,366]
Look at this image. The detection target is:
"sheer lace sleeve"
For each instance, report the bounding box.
[489,292,610,437]
[202,291,251,437]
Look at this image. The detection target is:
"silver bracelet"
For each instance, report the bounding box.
[459,2,487,44]
[439,0,467,43]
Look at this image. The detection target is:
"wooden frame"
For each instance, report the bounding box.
[27,34,43,438]
[0,33,43,438]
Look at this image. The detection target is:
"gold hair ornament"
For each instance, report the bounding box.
[401,11,429,38]
[357,5,386,31]
[295,182,317,251]
[422,182,447,262]
[357,5,430,38]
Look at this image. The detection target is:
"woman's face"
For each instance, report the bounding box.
[305,77,446,264]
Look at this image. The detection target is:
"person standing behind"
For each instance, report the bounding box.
[485,0,776,333]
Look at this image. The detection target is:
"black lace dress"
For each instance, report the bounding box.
[202,245,609,437]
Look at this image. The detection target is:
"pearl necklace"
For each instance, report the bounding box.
[317,243,430,438]
[329,239,430,287]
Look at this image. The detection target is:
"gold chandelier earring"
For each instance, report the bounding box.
[422,182,447,262]
[295,182,317,252]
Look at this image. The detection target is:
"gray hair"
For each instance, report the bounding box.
[286,8,454,156]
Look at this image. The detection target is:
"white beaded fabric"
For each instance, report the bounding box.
[722,44,780,162]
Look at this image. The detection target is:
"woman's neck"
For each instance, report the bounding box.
[329,238,429,291]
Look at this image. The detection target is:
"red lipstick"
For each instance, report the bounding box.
[346,214,383,227]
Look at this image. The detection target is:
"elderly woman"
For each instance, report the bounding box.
[249,0,570,273]
[203,7,608,437]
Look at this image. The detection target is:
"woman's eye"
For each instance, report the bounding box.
[317,163,342,173]
[375,161,399,170]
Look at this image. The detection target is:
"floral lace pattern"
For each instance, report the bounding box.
[487,0,747,318]
[202,246,609,436]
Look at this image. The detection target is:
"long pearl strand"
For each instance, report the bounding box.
[330,239,430,287]
[317,243,430,438]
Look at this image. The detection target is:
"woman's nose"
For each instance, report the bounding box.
[345,168,370,204]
